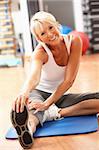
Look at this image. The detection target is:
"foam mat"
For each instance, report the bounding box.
[5,115,98,139]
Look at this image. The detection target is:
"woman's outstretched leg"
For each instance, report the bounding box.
[59,99,99,117]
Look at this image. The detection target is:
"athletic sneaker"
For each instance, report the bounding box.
[42,104,62,123]
[10,106,33,149]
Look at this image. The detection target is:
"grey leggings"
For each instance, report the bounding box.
[29,89,99,125]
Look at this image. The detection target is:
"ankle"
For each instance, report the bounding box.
[59,108,68,117]
[28,122,37,133]
[28,113,39,133]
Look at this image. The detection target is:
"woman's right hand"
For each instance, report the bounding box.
[12,93,29,113]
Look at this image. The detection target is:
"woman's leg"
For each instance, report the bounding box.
[28,103,61,132]
[28,90,61,132]
[56,92,99,117]
[28,89,47,132]
[59,99,99,117]
[28,111,40,133]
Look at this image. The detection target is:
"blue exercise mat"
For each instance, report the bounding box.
[5,115,98,139]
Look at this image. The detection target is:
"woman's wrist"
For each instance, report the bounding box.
[19,89,30,97]
[44,98,53,109]
[43,101,51,109]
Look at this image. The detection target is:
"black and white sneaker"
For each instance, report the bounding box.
[10,106,33,149]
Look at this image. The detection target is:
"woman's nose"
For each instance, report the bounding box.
[48,32,53,38]
[48,32,53,36]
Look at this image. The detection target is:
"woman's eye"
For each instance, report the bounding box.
[49,26,53,30]
[41,32,45,36]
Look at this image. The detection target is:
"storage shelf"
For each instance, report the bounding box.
[0,0,16,55]
[82,0,99,52]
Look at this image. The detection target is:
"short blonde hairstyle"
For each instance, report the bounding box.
[30,11,60,40]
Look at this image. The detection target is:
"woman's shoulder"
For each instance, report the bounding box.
[70,35,82,55]
[71,35,82,47]
[31,44,48,62]
[32,43,46,55]
[35,43,44,51]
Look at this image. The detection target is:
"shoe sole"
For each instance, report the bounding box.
[10,106,33,149]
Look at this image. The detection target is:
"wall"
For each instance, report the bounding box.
[11,0,33,55]
[43,0,75,29]
[73,0,84,31]
[20,0,33,55]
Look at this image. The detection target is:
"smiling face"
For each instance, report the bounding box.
[33,21,62,46]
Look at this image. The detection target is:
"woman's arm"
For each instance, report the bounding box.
[21,45,48,96]
[44,36,82,107]
[21,57,43,96]
[13,46,47,112]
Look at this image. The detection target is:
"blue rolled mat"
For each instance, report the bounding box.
[5,115,98,139]
[60,25,72,34]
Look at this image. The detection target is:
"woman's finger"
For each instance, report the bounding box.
[33,109,39,114]
[26,97,29,105]
[16,97,21,113]
[28,99,32,103]
[20,96,25,112]
[28,104,37,110]
[12,99,16,111]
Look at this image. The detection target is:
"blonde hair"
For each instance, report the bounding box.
[30,11,60,40]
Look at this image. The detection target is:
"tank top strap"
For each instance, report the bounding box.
[39,41,52,56]
[63,34,73,54]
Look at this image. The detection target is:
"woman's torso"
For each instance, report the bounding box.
[35,34,73,93]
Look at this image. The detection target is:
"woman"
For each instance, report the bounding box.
[11,11,99,149]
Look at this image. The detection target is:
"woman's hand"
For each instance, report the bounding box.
[27,100,49,114]
[12,93,29,113]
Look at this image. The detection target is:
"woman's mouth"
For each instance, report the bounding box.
[50,35,57,41]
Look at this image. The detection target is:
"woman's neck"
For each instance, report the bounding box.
[47,36,64,51]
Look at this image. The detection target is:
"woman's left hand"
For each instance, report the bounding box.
[27,100,49,114]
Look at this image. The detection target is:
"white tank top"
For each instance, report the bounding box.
[36,34,73,94]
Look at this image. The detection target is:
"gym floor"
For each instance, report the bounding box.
[0,54,99,150]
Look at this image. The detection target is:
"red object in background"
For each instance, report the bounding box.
[70,31,90,55]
